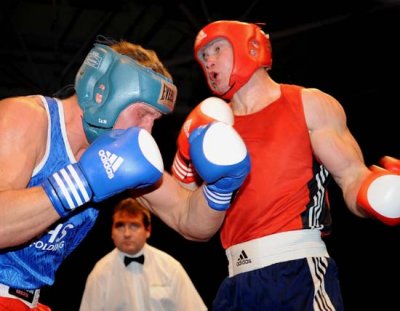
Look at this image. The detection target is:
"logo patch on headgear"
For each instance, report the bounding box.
[158,81,177,112]
[194,30,207,48]
[84,50,102,69]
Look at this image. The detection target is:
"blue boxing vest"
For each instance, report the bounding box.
[0,96,99,289]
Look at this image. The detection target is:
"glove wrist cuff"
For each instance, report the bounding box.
[171,152,200,184]
[42,163,93,217]
[202,185,233,211]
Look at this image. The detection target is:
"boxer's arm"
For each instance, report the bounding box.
[138,172,225,241]
[305,88,400,225]
[0,97,61,248]
[302,88,371,217]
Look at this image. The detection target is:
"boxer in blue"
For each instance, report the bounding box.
[0,39,250,310]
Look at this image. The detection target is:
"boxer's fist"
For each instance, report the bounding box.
[42,127,163,217]
[177,97,233,159]
[190,122,250,211]
[357,160,400,226]
[171,97,233,186]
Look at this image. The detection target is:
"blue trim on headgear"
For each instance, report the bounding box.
[75,44,177,142]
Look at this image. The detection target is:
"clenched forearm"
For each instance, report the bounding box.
[139,172,225,241]
[0,187,60,248]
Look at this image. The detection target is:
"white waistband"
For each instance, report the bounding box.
[0,283,40,308]
[226,229,329,277]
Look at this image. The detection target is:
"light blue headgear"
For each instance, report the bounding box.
[75,43,177,142]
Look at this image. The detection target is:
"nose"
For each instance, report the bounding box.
[205,59,214,70]
[203,53,215,69]
[123,226,132,236]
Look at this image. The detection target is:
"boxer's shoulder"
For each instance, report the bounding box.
[0,95,48,159]
[0,95,47,119]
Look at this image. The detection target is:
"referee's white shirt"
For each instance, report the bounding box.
[80,244,207,311]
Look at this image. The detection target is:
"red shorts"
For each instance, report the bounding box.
[0,297,51,311]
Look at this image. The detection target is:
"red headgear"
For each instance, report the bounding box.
[194,20,272,100]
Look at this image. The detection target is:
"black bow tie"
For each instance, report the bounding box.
[124,255,145,266]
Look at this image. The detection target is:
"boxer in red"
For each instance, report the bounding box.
[174,20,400,310]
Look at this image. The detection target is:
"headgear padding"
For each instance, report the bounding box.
[194,20,272,100]
[75,44,177,142]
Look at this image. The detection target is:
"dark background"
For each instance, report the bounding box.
[2,0,400,310]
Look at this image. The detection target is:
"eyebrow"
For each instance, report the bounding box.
[114,220,141,226]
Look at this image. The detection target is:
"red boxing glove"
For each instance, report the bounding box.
[379,155,400,174]
[171,97,233,186]
[357,156,400,226]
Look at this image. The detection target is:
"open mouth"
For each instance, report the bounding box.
[208,71,219,90]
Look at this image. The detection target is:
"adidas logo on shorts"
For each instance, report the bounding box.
[236,250,252,266]
[98,149,124,179]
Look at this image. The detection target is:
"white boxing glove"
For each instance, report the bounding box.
[357,159,400,226]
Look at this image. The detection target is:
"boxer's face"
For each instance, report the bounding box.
[199,39,233,95]
[112,210,150,256]
[113,103,162,134]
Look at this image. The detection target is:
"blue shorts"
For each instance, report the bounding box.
[213,257,344,311]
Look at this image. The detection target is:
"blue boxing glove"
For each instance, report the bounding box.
[42,127,163,217]
[189,122,250,211]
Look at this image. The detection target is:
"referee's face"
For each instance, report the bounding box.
[112,211,150,256]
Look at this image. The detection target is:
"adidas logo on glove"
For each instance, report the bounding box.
[99,149,124,179]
